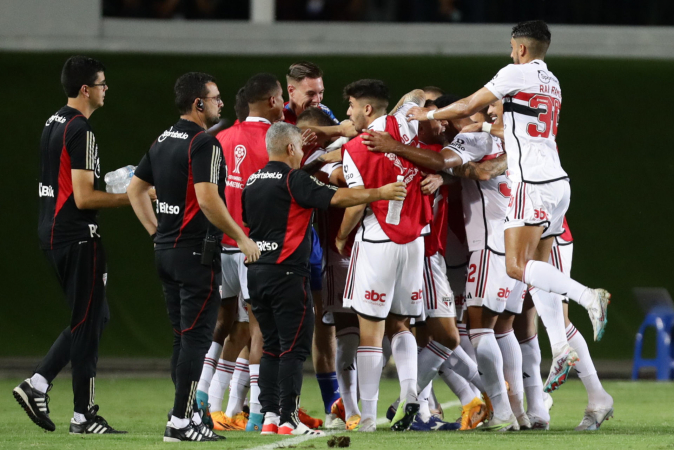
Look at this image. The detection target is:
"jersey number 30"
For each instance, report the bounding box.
[527,95,561,139]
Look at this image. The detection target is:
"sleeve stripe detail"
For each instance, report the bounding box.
[86,131,96,170]
[210,145,221,184]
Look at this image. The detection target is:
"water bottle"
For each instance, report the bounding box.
[385,175,405,225]
[105,165,135,193]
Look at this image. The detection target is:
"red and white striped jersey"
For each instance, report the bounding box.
[461,136,511,254]
[485,60,568,184]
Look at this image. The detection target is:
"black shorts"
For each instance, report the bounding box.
[43,239,109,332]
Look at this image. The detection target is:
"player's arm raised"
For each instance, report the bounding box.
[389,88,426,114]
[363,131,464,172]
[407,87,499,123]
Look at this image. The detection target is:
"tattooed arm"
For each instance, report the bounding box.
[450,153,507,181]
[389,89,426,114]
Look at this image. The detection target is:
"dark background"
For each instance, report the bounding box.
[1,52,671,360]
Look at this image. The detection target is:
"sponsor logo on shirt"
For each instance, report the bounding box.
[156,201,181,215]
[157,126,189,142]
[38,183,54,197]
[46,114,67,126]
[538,70,551,84]
[256,241,279,251]
[246,171,283,185]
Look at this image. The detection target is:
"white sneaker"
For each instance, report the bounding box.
[278,421,326,436]
[357,417,377,432]
[527,413,550,430]
[516,413,532,430]
[325,412,345,430]
[544,345,579,393]
[586,289,611,341]
[575,403,614,431]
[482,413,517,431]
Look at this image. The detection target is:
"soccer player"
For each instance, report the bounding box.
[15,56,128,435]
[242,122,406,436]
[201,73,285,433]
[405,20,611,392]
[128,71,260,442]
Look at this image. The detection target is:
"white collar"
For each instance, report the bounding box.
[245,116,272,125]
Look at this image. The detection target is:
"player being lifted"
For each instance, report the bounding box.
[405,20,611,391]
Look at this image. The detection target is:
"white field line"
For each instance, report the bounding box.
[245,400,461,450]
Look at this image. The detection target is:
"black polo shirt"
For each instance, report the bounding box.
[242,161,337,276]
[38,106,101,250]
[135,119,224,250]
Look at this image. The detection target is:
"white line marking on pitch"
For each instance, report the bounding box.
[245,400,461,450]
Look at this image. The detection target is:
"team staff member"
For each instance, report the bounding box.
[241,122,406,436]
[14,56,128,435]
[127,72,260,443]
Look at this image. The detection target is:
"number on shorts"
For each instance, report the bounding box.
[467,264,477,283]
[498,182,511,198]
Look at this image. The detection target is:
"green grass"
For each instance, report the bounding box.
[2,377,674,449]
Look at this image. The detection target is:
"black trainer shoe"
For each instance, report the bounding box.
[69,405,127,434]
[391,401,420,431]
[163,421,219,442]
[167,407,224,440]
[13,379,55,432]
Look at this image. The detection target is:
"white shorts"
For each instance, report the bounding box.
[322,250,353,321]
[422,252,456,319]
[504,179,570,239]
[221,250,249,300]
[343,236,424,320]
[465,249,525,314]
[549,238,573,302]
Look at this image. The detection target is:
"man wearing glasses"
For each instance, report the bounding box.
[14,56,128,434]
[127,72,260,442]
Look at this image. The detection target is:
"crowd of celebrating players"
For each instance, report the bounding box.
[16,19,613,442]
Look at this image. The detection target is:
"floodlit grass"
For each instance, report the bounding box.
[1,377,673,449]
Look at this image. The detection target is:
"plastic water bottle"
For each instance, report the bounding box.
[105,165,135,193]
[385,175,405,225]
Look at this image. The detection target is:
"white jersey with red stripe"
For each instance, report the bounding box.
[485,59,568,183]
[461,135,511,254]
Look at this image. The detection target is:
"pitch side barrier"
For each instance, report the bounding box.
[1,15,674,59]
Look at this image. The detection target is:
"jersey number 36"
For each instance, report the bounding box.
[527,94,561,139]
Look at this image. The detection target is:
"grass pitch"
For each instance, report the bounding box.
[1,377,673,450]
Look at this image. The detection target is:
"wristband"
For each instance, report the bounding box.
[426,110,436,121]
[482,122,493,134]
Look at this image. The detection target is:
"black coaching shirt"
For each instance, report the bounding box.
[242,161,337,276]
[38,106,101,250]
[135,119,224,250]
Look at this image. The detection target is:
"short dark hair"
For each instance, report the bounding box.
[297,107,334,127]
[424,99,436,108]
[434,94,461,109]
[234,87,249,122]
[343,79,389,110]
[511,20,551,55]
[174,72,216,114]
[244,73,280,104]
[422,86,445,97]
[61,56,106,98]
[287,61,323,83]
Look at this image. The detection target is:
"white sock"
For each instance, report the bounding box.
[249,364,261,415]
[225,358,250,417]
[198,342,223,394]
[382,336,392,368]
[192,410,202,425]
[495,329,525,418]
[171,415,190,428]
[73,412,86,423]
[523,260,594,308]
[519,334,549,421]
[446,343,486,394]
[530,288,568,355]
[30,373,49,393]
[470,328,511,420]
[418,380,433,421]
[458,324,482,398]
[438,362,475,406]
[417,340,451,393]
[566,323,612,408]
[391,331,418,404]
[208,359,235,412]
[428,387,439,412]
[357,346,383,422]
[336,330,361,418]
